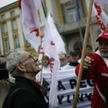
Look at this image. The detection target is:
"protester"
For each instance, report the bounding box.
[0,55,14,108]
[86,44,93,56]
[2,49,48,108]
[42,55,50,72]
[75,31,108,108]
[78,44,93,63]
[36,55,50,83]
[61,50,79,70]
[59,52,67,67]
[41,55,50,96]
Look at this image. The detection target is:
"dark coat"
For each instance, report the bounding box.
[2,76,48,108]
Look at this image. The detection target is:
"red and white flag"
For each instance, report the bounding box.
[43,11,66,107]
[89,1,108,32]
[94,0,108,4]
[38,10,66,61]
[19,0,42,52]
[92,3,108,32]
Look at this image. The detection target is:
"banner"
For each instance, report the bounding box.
[42,69,94,108]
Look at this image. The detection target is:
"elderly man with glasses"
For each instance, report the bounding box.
[2,49,48,108]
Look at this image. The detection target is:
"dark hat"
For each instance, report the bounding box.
[96,31,108,42]
[70,50,78,55]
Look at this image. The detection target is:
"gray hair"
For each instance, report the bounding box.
[7,48,24,77]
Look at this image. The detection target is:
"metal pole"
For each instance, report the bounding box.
[40,0,47,85]
[0,21,5,56]
[41,0,47,17]
[74,0,83,43]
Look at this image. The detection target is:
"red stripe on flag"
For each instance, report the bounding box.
[19,0,22,9]
[39,52,44,54]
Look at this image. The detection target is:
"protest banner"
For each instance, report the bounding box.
[42,69,94,108]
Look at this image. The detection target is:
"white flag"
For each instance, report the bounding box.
[46,14,66,54]
[94,0,108,4]
[43,12,61,107]
[19,0,42,52]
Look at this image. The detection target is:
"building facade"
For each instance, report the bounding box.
[0,0,107,57]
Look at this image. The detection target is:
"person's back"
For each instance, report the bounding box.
[3,76,48,108]
[2,49,48,108]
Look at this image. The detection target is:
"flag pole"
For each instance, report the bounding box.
[40,56,44,85]
[39,1,47,85]
[41,0,47,17]
[75,0,83,44]
[72,0,93,108]
[77,37,82,54]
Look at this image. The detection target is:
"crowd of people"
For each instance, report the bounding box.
[1,31,108,108]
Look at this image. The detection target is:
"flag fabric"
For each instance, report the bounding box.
[43,11,66,107]
[94,0,108,4]
[44,14,66,55]
[76,0,81,20]
[92,3,108,32]
[38,10,66,62]
[19,0,42,52]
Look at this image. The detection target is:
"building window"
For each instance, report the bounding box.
[3,23,8,33]
[26,40,30,46]
[15,37,20,48]
[11,11,15,16]
[5,39,10,51]
[12,20,17,30]
[1,14,5,20]
[68,9,77,22]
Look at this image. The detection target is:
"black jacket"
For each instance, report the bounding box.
[2,76,48,108]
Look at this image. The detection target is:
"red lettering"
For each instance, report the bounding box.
[94,3,102,16]
[30,28,39,37]
[51,41,55,46]
[96,15,106,31]
[100,23,106,31]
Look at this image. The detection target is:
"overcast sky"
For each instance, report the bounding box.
[0,0,18,8]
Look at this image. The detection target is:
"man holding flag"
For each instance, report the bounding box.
[76,31,108,108]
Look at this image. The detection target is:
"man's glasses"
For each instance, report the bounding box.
[19,54,37,64]
[10,54,38,73]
